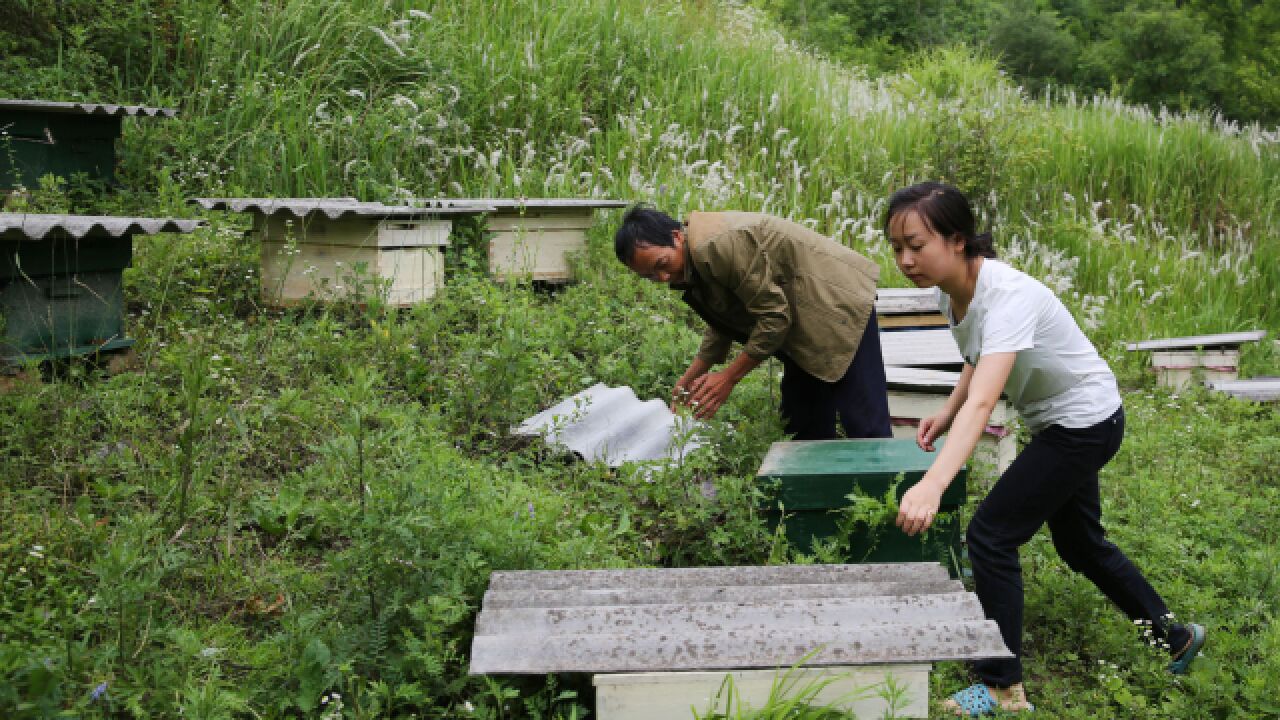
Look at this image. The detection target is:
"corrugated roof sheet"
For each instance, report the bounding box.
[0,213,203,241]
[0,99,177,118]
[1205,377,1280,402]
[191,197,493,220]
[1126,330,1267,352]
[470,562,1011,674]
[514,383,703,466]
[448,198,629,210]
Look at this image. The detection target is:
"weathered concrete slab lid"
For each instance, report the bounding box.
[514,383,703,466]
[1126,330,1266,352]
[0,213,203,241]
[191,197,494,220]
[470,562,1011,674]
[0,98,177,117]
[1205,377,1280,402]
[880,328,963,367]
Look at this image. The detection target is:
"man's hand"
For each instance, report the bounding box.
[895,481,944,537]
[672,359,712,411]
[686,370,737,419]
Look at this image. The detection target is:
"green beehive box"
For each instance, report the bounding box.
[0,214,200,365]
[756,438,967,576]
[0,99,176,191]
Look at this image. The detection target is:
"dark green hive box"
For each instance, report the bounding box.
[1,215,200,366]
[756,438,968,576]
[0,99,176,191]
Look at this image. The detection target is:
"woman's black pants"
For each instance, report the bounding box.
[968,407,1189,687]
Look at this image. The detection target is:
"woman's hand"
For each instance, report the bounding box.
[896,481,944,537]
[917,411,953,452]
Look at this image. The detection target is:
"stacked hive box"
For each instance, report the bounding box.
[1,99,182,370]
[756,438,967,576]
[0,99,176,192]
[0,214,201,365]
[1126,331,1266,390]
[193,198,491,307]
[477,198,627,282]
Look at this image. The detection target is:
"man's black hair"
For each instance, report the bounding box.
[614,204,681,264]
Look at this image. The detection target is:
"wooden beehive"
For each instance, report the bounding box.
[0,213,201,366]
[875,287,948,330]
[1126,331,1266,390]
[885,366,1017,472]
[193,198,490,307]
[0,99,175,191]
[756,439,967,576]
[480,199,627,282]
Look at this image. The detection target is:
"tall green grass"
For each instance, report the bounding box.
[113,0,1278,355]
[3,0,1279,717]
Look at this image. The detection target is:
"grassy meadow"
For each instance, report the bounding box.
[2,0,1278,717]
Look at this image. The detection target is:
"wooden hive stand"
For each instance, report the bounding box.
[1126,330,1266,390]
[469,563,1010,719]
[471,198,627,283]
[192,198,491,307]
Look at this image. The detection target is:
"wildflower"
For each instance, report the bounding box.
[369,26,405,57]
[90,682,108,701]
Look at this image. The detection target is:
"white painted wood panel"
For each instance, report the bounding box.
[594,665,929,720]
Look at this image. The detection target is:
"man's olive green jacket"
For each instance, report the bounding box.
[680,211,879,383]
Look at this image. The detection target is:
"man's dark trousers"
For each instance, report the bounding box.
[778,314,892,440]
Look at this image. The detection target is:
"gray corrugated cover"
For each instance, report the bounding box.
[0,213,203,241]
[0,99,177,118]
[470,562,1011,674]
[514,383,704,467]
[192,197,493,220]
[449,198,628,210]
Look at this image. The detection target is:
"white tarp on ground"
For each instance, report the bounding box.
[514,383,704,467]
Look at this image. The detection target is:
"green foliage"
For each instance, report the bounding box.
[759,0,1280,123]
[0,0,1278,717]
[1085,5,1227,114]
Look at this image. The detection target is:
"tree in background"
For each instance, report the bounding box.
[1084,3,1226,113]
[757,0,1280,124]
[987,0,1078,91]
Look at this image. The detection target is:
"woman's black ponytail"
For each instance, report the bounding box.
[884,182,997,259]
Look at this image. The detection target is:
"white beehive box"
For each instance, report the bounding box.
[478,199,627,282]
[1126,331,1266,390]
[594,665,928,720]
[1149,349,1240,390]
[192,198,490,307]
[885,366,1017,473]
[257,214,451,306]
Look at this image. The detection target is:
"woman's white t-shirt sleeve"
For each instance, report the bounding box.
[980,286,1036,356]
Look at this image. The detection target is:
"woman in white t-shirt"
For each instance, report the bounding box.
[883,182,1204,716]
